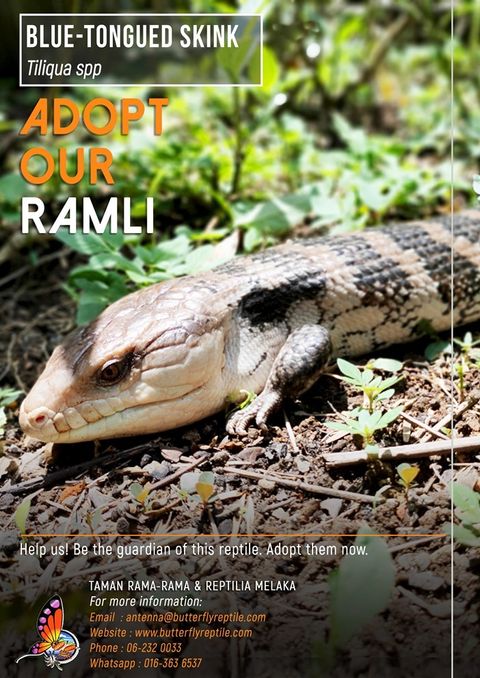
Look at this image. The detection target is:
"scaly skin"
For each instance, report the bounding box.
[19,211,480,443]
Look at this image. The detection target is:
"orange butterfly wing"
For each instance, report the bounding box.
[36,596,64,646]
[28,640,53,655]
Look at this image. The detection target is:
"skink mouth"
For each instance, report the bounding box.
[19,383,210,443]
[19,394,115,442]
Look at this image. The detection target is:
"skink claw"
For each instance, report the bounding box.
[226,391,282,437]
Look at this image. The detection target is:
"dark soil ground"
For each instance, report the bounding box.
[0,254,479,678]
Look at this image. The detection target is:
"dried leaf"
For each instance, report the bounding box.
[59,481,86,503]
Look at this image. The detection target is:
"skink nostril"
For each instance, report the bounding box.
[26,408,52,429]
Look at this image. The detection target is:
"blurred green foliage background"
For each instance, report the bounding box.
[0,0,478,323]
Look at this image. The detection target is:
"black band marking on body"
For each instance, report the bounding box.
[237,269,327,326]
[386,224,480,316]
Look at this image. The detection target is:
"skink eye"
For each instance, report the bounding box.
[97,355,131,386]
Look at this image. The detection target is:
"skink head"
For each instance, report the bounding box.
[20,283,226,443]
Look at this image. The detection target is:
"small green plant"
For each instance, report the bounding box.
[226,389,257,416]
[314,529,395,673]
[231,493,255,535]
[396,463,419,497]
[326,406,403,448]
[326,358,403,448]
[424,331,480,400]
[454,357,468,402]
[453,332,480,359]
[178,471,217,509]
[14,496,32,537]
[336,358,403,413]
[447,482,480,546]
[130,482,153,508]
[195,472,216,507]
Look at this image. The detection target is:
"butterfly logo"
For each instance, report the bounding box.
[16,595,80,671]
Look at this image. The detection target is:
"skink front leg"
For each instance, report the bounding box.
[226,324,332,436]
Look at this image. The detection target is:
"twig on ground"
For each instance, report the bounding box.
[148,455,209,490]
[400,411,449,441]
[324,436,480,467]
[222,467,379,503]
[264,497,295,513]
[283,410,299,454]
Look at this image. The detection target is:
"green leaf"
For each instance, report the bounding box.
[89,252,144,275]
[452,483,480,513]
[337,358,363,383]
[130,200,147,218]
[450,524,480,546]
[324,421,355,433]
[129,482,144,500]
[243,225,264,252]
[358,409,382,429]
[372,376,402,395]
[234,193,311,237]
[260,46,280,91]
[332,114,369,155]
[76,299,109,325]
[197,472,215,486]
[136,484,151,505]
[0,388,23,406]
[362,369,375,385]
[329,530,395,649]
[0,172,27,203]
[452,483,480,524]
[377,406,403,428]
[218,14,260,82]
[55,230,111,256]
[15,496,32,535]
[370,358,403,373]
[357,180,392,212]
[376,389,395,401]
[425,340,451,361]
